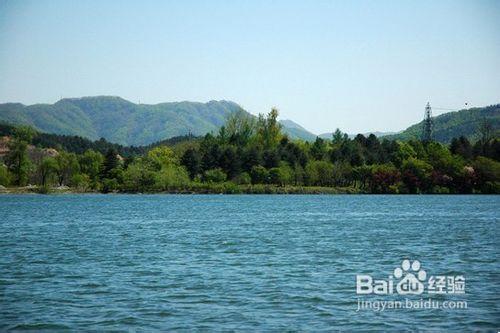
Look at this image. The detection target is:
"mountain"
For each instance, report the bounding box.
[0,96,318,145]
[1,96,497,146]
[279,119,317,141]
[385,104,500,143]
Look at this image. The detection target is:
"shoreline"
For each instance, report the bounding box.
[0,185,361,195]
[0,185,493,195]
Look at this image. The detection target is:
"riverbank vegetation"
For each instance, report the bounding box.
[0,109,499,194]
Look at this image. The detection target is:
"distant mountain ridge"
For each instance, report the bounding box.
[279,119,317,141]
[0,96,243,145]
[0,96,498,145]
[0,96,319,145]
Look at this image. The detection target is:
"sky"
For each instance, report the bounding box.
[0,0,499,134]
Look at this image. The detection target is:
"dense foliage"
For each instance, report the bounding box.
[0,122,198,157]
[1,109,499,194]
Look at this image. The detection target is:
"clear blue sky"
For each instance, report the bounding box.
[0,0,499,134]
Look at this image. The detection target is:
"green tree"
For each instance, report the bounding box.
[472,156,500,193]
[0,164,12,186]
[101,148,120,178]
[257,108,282,149]
[203,168,227,183]
[181,147,201,179]
[401,157,433,193]
[79,149,104,188]
[369,164,400,193]
[154,165,190,190]
[55,151,80,186]
[224,110,256,146]
[122,159,156,192]
[450,136,472,160]
[5,127,35,186]
[305,160,334,186]
[250,165,269,184]
[70,173,91,192]
[38,157,58,186]
[233,172,252,185]
[310,137,328,160]
[269,162,293,186]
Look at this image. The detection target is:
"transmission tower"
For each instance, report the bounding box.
[422,102,433,142]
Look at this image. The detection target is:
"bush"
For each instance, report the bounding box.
[203,168,227,183]
[233,172,251,185]
[101,178,119,193]
[70,173,91,192]
[269,163,293,186]
[35,185,51,194]
[305,160,334,186]
[250,165,269,184]
[0,164,11,186]
[154,165,190,190]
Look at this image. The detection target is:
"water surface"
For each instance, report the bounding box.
[0,195,498,331]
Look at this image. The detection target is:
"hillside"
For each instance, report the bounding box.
[279,119,317,141]
[386,104,500,143]
[0,96,317,145]
[0,97,244,146]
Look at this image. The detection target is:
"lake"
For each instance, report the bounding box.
[0,194,498,331]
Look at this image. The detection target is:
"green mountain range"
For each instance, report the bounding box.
[0,96,498,145]
[385,104,500,143]
[0,96,316,145]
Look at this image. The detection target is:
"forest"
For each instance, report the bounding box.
[0,109,499,194]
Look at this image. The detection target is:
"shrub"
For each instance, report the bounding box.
[233,172,251,185]
[0,164,11,186]
[203,168,227,183]
[250,165,269,184]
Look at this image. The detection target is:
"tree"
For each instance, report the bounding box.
[257,108,282,149]
[268,162,293,186]
[392,141,416,168]
[305,160,334,186]
[233,172,251,185]
[472,156,500,193]
[450,136,472,160]
[332,161,353,187]
[146,146,177,171]
[0,164,12,186]
[79,149,104,188]
[479,119,494,145]
[38,157,58,186]
[369,164,400,193]
[219,145,241,179]
[181,148,201,179]
[401,157,433,193]
[5,126,34,186]
[353,165,372,189]
[224,110,256,146]
[332,128,348,145]
[154,164,190,190]
[203,168,227,183]
[102,148,119,178]
[310,137,328,160]
[250,165,269,184]
[55,152,80,186]
[122,159,156,192]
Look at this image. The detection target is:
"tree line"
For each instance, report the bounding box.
[0,109,499,194]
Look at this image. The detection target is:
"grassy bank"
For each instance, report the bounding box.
[0,184,362,195]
